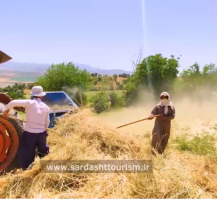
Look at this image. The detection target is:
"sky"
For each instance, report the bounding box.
[1,0,217,72]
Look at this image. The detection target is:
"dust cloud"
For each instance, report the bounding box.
[62,86,79,99]
[99,88,217,137]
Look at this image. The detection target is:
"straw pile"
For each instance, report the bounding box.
[0,109,217,198]
[48,104,78,112]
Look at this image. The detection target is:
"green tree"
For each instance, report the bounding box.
[122,79,127,85]
[101,77,110,90]
[202,63,217,75]
[124,54,179,104]
[181,62,201,81]
[178,63,217,99]
[202,64,217,90]
[113,74,118,82]
[37,62,91,91]
[178,63,200,95]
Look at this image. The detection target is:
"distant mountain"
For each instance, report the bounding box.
[0,62,133,75]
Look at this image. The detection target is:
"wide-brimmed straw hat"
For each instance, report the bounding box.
[31,86,46,97]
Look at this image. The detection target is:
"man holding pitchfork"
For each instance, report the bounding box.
[147,92,175,156]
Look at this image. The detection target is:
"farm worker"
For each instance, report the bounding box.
[3,86,50,170]
[147,92,175,155]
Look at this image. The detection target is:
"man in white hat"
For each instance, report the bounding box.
[3,86,50,170]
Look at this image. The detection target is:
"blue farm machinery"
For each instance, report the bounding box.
[41,91,78,128]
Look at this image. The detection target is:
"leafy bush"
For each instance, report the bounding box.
[0,84,26,99]
[109,92,118,107]
[175,133,217,157]
[116,83,124,90]
[73,91,88,106]
[109,92,124,108]
[26,83,34,89]
[7,91,26,99]
[90,91,110,113]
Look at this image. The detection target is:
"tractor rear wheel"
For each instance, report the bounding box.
[0,116,23,175]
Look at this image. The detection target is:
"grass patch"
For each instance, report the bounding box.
[84,90,124,98]
[175,133,217,157]
[25,94,31,99]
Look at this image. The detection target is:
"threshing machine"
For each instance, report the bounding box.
[0,50,78,174]
[41,91,78,128]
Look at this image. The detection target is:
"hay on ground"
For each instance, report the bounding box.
[0,109,216,198]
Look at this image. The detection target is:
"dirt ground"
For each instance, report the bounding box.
[99,96,217,137]
[0,78,33,88]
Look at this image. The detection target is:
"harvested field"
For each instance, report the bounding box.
[0,107,216,198]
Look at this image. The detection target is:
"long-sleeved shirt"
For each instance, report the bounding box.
[5,98,50,133]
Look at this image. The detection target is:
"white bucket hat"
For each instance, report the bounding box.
[31,86,46,97]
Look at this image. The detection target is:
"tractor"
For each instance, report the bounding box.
[0,50,78,174]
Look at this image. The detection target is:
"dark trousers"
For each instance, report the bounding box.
[151,132,170,155]
[19,131,49,170]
